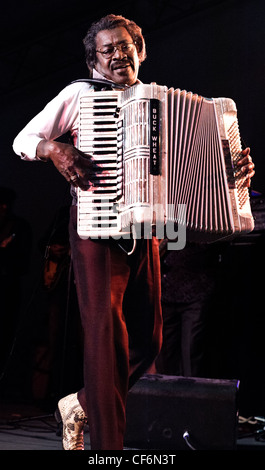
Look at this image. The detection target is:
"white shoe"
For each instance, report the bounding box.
[55,392,87,450]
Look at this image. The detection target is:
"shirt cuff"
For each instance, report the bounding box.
[13,134,44,161]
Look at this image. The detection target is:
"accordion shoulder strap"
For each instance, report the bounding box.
[69,78,125,91]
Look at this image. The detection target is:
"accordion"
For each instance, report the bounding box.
[76,83,254,242]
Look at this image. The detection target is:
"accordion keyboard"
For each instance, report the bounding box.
[77,90,122,238]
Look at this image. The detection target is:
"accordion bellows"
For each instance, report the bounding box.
[77,83,254,241]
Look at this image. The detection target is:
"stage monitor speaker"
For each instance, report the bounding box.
[125,374,239,450]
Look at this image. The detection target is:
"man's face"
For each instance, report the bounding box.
[94,27,140,86]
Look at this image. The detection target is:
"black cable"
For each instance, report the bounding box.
[183,431,197,451]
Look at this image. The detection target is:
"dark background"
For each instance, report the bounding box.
[0,0,265,416]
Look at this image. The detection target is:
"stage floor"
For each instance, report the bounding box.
[1,401,265,452]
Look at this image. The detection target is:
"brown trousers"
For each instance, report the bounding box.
[69,206,162,450]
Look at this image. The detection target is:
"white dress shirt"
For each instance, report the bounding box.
[12,80,94,160]
[12,69,118,161]
[13,69,141,161]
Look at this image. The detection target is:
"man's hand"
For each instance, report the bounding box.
[36,140,100,190]
[236,147,255,188]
